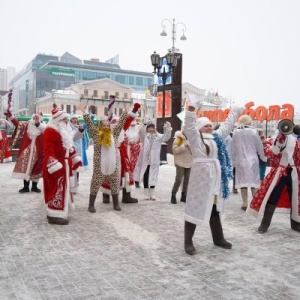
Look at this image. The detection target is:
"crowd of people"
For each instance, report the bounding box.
[2,92,300,254]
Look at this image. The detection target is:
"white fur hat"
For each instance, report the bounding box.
[51,107,68,123]
[238,115,252,126]
[196,117,212,131]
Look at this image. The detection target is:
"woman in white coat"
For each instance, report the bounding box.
[133,121,172,200]
[183,95,243,255]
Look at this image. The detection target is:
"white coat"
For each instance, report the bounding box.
[133,123,172,186]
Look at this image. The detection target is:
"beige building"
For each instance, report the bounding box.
[37,78,155,121]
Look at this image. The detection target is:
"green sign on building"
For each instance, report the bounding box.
[43,67,75,77]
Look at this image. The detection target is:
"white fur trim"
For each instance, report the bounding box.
[128,111,138,118]
[48,161,63,174]
[72,155,81,165]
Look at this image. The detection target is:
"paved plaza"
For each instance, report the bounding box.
[0,147,300,300]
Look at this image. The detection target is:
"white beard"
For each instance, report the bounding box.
[126,126,139,143]
[58,122,74,151]
[27,120,41,140]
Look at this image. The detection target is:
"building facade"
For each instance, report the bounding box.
[9,52,153,115]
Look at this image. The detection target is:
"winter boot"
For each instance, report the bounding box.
[122,188,138,203]
[210,205,232,249]
[171,194,177,204]
[149,188,156,200]
[112,194,121,211]
[291,218,300,232]
[103,193,110,204]
[184,221,196,255]
[144,188,150,200]
[135,181,140,188]
[48,216,69,225]
[258,204,276,233]
[88,194,97,213]
[31,181,41,193]
[19,180,30,193]
[180,192,187,203]
[240,187,248,211]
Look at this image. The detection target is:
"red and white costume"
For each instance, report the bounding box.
[248,135,300,222]
[43,108,82,220]
[0,119,12,163]
[124,120,141,187]
[9,114,45,181]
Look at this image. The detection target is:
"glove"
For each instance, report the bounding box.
[231,105,244,116]
[164,121,171,128]
[132,103,141,113]
[188,94,202,108]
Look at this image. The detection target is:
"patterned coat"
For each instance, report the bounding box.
[248,135,300,222]
[10,118,45,181]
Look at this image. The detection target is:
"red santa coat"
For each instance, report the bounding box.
[248,136,300,222]
[10,118,45,181]
[0,130,11,163]
[100,116,135,194]
[43,127,81,219]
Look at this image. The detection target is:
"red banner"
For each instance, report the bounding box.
[157,91,172,118]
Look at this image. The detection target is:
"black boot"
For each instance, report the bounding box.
[171,194,177,204]
[291,218,300,232]
[48,216,69,225]
[31,181,41,193]
[122,188,138,203]
[258,204,276,233]
[184,221,196,255]
[180,192,187,203]
[88,194,97,213]
[210,205,232,249]
[103,193,110,204]
[112,194,121,211]
[135,181,140,188]
[19,180,30,193]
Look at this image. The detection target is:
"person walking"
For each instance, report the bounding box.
[231,115,267,210]
[170,130,192,204]
[183,94,243,255]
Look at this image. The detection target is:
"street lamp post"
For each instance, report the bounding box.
[160,18,187,53]
[150,51,177,164]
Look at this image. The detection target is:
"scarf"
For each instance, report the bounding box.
[98,128,113,148]
[212,133,233,199]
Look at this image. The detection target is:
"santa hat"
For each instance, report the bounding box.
[238,115,252,126]
[196,117,212,131]
[31,112,44,122]
[51,107,68,123]
[110,114,119,123]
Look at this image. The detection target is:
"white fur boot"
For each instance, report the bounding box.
[144,188,150,200]
[149,188,156,200]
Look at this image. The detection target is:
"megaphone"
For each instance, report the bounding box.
[278,119,295,135]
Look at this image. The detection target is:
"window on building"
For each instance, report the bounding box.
[93,90,98,97]
[104,107,108,115]
[119,108,122,116]
[115,92,119,99]
[84,89,88,96]
[114,108,117,115]
[104,91,109,99]
[124,93,128,99]
[66,105,71,113]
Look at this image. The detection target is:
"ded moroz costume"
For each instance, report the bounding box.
[43,107,82,225]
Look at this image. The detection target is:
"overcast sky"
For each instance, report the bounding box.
[1,0,300,114]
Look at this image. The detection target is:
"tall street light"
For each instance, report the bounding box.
[160,18,187,53]
[150,51,177,164]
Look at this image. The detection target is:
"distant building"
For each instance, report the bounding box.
[0,67,16,91]
[9,52,153,115]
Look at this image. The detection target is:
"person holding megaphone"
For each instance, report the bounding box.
[247,119,300,234]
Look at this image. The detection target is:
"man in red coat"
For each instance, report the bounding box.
[7,112,45,193]
[43,107,82,225]
[247,129,300,233]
